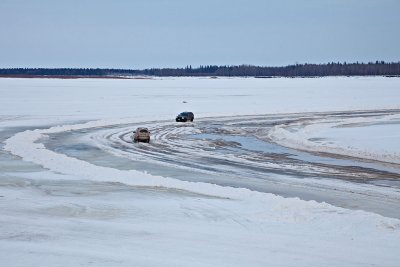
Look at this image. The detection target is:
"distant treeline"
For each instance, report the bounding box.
[1,62,400,77]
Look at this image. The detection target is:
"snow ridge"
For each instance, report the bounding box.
[267,114,400,165]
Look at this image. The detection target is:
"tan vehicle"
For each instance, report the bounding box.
[132,127,150,143]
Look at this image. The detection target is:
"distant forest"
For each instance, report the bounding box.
[1,62,400,77]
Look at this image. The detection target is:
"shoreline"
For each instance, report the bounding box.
[1,75,399,80]
[0,75,152,79]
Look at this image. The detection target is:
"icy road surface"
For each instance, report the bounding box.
[41,110,400,219]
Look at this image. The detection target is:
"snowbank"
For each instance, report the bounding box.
[267,113,400,164]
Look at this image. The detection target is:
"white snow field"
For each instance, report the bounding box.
[1,77,400,266]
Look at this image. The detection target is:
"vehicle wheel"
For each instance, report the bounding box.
[190,118,193,122]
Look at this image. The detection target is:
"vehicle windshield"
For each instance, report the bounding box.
[179,112,188,116]
[139,129,149,133]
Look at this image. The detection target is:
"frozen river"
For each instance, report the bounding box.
[1,77,400,266]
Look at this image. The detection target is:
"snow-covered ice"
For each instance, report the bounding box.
[267,113,400,164]
[1,77,400,266]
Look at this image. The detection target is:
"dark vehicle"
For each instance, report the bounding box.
[131,127,150,143]
[176,112,194,122]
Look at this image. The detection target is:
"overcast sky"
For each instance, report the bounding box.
[1,0,399,69]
